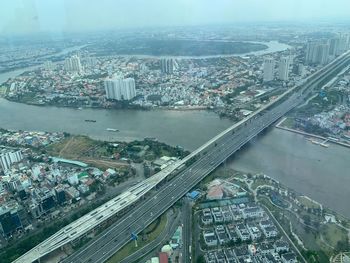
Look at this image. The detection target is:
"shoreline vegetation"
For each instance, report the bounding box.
[84,39,269,57]
[2,96,212,112]
[207,168,350,263]
[276,117,350,149]
[0,129,189,263]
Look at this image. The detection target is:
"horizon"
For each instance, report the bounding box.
[1,0,350,36]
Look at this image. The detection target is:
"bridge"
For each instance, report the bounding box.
[14,50,350,263]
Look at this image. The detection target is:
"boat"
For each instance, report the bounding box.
[106,128,119,132]
[85,119,97,123]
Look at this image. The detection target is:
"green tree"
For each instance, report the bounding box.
[335,237,350,252]
[196,255,205,263]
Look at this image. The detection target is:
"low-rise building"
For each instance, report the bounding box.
[203,230,218,246]
[258,242,275,255]
[262,225,278,238]
[247,222,262,240]
[274,240,289,253]
[202,208,213,225]
[263,252,281,263]
[215,225,229,245]
[224,249,238,263]
[226,224,239,242]
[212,207,224,223]
[216,250,226,263]
[234,245,249,258]
[281,252,297,263]
[241,206,264,219]
[221,206,233,222]
[235,223,251,241]
[205,251,216,263]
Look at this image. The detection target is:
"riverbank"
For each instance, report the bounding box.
[199,168,350,262]
[276,117,350,149]
[0,98,234,151]
[3,96,212,112]
[228,127,350,218]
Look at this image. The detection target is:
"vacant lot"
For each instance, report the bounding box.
[47,135,128,170]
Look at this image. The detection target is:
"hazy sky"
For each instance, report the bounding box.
[1,0,350,35]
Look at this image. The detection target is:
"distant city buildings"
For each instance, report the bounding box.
[44,61,55,71]
[328,38,340,58]
[338,34,350,55]
[327,34,350,59]
[85,57,98,68]
[160,58,174,74]
[278,57,290,81]
[306,42,330,65]
[104,77,136,100]
[64,55,83,73]
[0,149,23,172]
[263,58,275,82]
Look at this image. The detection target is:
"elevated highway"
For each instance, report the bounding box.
[14,50,350,263]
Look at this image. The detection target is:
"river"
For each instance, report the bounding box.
[228,128,350,218]
[0,40,349,218]
[0,45,86,84]
[0,41,290,84]
[0,98,349,217]
[0,98,233,150]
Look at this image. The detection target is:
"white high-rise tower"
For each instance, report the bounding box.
[263,58,275,82]
[278,57,290,81]
[104,77,136,100]
[64,55,82,73]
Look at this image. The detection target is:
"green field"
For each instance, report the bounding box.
[279,117,295,128]
[46,135,102,158]
[297,196,321,210]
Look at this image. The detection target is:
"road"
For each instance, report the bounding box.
[119,211,181,263]
[261,204,307,263]
[61,52,350,263]
[12,51,350,263]
[182,198,192,263]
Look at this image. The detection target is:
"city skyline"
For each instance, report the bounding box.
[1,0,350,35]
[1,2,350,262]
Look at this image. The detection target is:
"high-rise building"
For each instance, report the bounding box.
[278,57,290,81]
[298,64,305,77]
[338,34,350,55]
[44,61,55,71]
[64,55,82,73]
[329,38,340,57]
[85,57,97,68]
[305,42,318,64]
[318,44,330,65]
[0,149,23,172]
[263,58,275,82]
[160,58,174,74]
[104,77,136,100]
[64,58,72,72]
[305,42,330,65]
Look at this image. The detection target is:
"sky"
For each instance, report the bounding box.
[1,0,350,35]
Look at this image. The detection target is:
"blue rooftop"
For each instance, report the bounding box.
[188,190,200,199]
